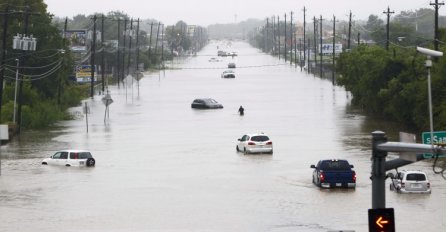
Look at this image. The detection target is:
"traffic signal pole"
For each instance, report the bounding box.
[371,131,388,209]
[371,130,446,208]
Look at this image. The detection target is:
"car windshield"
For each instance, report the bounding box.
[251,135,269,142]
[406,173,426,181]
[320,160,351,170]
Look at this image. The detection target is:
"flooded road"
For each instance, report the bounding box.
[0,41,445,232]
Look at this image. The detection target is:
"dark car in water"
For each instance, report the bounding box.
[191,98,223,109]
[310,159,356,188]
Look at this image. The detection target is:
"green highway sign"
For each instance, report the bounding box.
[421,131,446,158]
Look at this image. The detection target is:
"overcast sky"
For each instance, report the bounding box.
[44,0,433,25]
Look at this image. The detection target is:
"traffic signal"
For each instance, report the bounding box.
[368,208,395,232]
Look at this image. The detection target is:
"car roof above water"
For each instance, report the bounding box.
[55,149,91,153]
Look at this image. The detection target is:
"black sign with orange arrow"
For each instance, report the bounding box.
[368,208,395,232]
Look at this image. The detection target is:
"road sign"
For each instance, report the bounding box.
[421,131,446,158]
[368,208,395,232]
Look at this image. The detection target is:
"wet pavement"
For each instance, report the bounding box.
[0,40,445,232]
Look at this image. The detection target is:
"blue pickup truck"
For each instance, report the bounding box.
[310,159,356,188]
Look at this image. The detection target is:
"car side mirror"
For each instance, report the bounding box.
[310,165,316,168]
[350,165,354,168]
[386,173,395,179]
[238,138,241,141]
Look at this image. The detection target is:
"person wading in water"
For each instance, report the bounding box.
[238,105,244,116]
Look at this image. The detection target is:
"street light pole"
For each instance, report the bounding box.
[417,46,443,147]
[13,59,19,123]
[426,56,434,148]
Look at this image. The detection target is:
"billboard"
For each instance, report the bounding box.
[75,65,96,84]
[320,43,343,55]
[65,30,87,52]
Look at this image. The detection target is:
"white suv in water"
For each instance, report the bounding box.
[42,150,96,167]
[390,170,431,194]
[236,133,273,154]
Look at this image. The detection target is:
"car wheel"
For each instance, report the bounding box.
[236,145,240,152]
[65,164,71,167]
[312,176,315,184]
[396,186,401,193]
[243,148,247,154]
[86,158,96,167]
[42,162,47,165]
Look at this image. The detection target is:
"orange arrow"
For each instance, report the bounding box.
[376,216,389,228]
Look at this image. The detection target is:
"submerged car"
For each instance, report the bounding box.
[42,150,96,167]
[208,57,220,62]
[310,159,356,188]
[191,98,223,109]
[236,133,273,154]
[221,70,235,78]
[390,170,431,194]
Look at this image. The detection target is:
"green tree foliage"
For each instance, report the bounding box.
[336,43,446,131]
[0,0,86,128]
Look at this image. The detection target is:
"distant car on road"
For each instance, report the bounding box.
[42,150,96,167]
[191,98,223,109]
[221,70,235,78]
[310,159,356,188]
[236,133,273,154]
[228,62,236,68]
[218,50,228,56]
[390,170,431,194]
[209,57,220,62]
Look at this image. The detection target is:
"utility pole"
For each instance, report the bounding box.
[135,18,140,74]
[58,17,67,105]
[17,6,39,134]
[154,22,160,60]
[161,24,165,66]
[284,13,287,62]
[135,18,140,97]
[298,38,301,68]
[294,28,298,67]
[116,18,121,88]
[290,11,293,65]
[358,32,361,46]
[170,25,175,57]
[272,16,276,55]
[277,16,281,59]
[0,6,10,122]
[303,7,306,70]
[266,18,269,53]
[90,15,97,98]
[148,22,153,66]
[383,6,394,51]
[320,15,323,78]
[263,25,266,52]
[332,15,336,84]
[101,14,105,93]
[313,16,317,74]
[122,18,127,84]
[127,18,133,76]
[348,11,352,50]
[308,38,311,73]
[430,0,444,51]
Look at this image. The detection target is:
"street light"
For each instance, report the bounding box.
[416,46,443,148]
[13,59,19,123]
